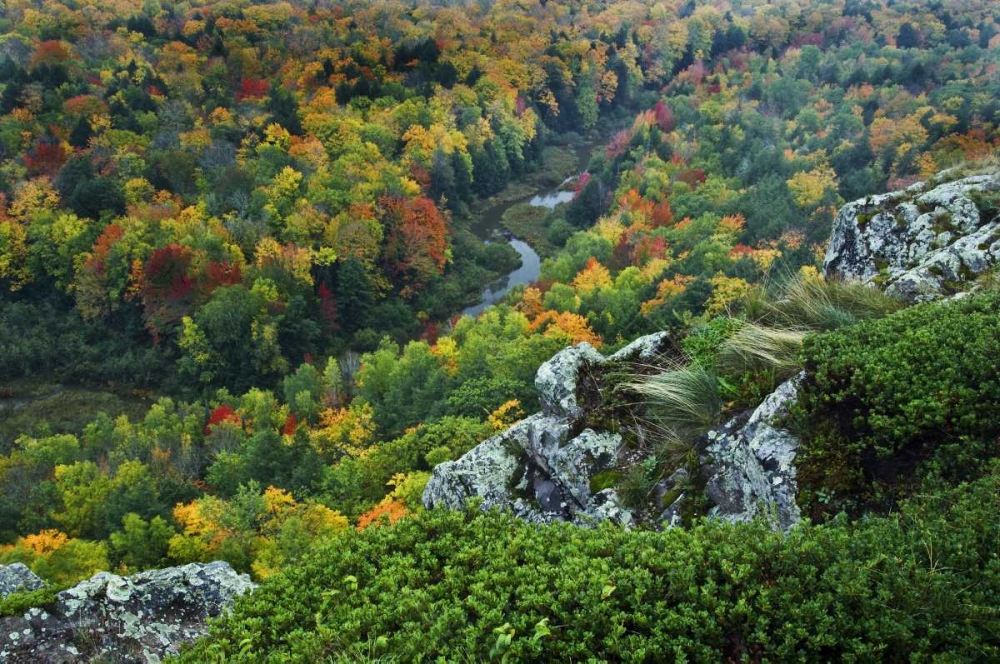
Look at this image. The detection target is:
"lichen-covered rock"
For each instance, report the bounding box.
[423,413,627,524]
[0,561,255,663]
[702,374,803,531]
[425,334,677,525]
[606,331,671,363]
[534,343,605,419]
[0,563,46,598]
[824,172,1000,301]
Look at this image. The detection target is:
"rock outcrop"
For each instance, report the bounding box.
[0,564,46,598]
[0,561,255,663]
[702,374,803,531]
[824,171,1000,300]
[424,338,672,525]
[427,170,999,532]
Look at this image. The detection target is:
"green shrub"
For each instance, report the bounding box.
[181,465,1000,662]
[792,291,1000,518]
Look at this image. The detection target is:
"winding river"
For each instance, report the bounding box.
[460,145,591,318]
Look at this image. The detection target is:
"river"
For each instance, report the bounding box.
[460,144,591,318]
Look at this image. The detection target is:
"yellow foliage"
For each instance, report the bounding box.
[312,402,376,458]
[518,286,545,319]
[488,400,524,432]
[706,274,753,315]
[572,258,612,294]
[531,310,603,348]
[639,258,673,282]
[263,486,296,516]
[640,274,694,315]
[787,166,838,208]
[173,501,215,538]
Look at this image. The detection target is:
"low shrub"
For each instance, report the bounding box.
[182,465,1000,662]
[792,290,1000,518]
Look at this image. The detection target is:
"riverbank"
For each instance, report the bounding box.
[458,139,595,317]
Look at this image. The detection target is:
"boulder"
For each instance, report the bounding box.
[424,334,673,526]
[824,172,1000,301]
[423,413,629,525]
[0,563,46,598]
[534,343,605,419]
[0,561,255,663]
[702,374,803,531]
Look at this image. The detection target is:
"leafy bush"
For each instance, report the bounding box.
[183,465,1000,662]
[792,291,1000,518]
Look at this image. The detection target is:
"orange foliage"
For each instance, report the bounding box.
[529,310,603,348]
[356,498,408,530]
[20,529,69,556]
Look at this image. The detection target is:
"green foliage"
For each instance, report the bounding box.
[0,584,71,619]
[792,291,1000,518]
[109,514,176,572]
[184,466,1000,661]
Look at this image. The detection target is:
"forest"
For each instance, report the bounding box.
[1,0,999,657]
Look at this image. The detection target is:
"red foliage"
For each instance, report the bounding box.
[25,140,67,177]
[651,200,674,228]
[605,129,632,160]
[611,235,633,270]
[31,40,70,67]
[205,404,241,435]
[141,244,194,337]
[236,78,269,101]
[633,236,667,265]
[409,162,432,191]
[317,282,339,331]
[422,320,439,345]
[653,100,674,133]
[381,196,450,296]
[574,172,591,195]
[515,96,527,116]
[86,224,125,274]
[283,413,298,436]
[675,169,707,188]
[203,260,243,294]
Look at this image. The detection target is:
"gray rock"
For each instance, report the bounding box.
[534,343,605,419]
[824,172,1000,301]
[702,374,803,531]
[424,413,627,525]
[606,332,671,364]
[0,561,255,663]
[0,564,46,598]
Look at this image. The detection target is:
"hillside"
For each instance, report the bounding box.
[0,0,999,660]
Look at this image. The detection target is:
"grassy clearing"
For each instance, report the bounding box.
[501,202,560,256]
[623,363,721,441]
[718,323,806,378]
[0,379,152,446]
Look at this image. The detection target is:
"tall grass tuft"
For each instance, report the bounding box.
[769,274,904,331]
[623,363,722,440]
[718,323,806,379]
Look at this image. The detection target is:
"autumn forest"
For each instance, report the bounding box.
[1,1,999,653]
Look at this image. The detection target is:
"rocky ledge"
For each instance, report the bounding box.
[0,561,254,663]
[825,171,1000,300]
[424,330,804,529]
[0,563,47,599]
[426,170,999,532]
